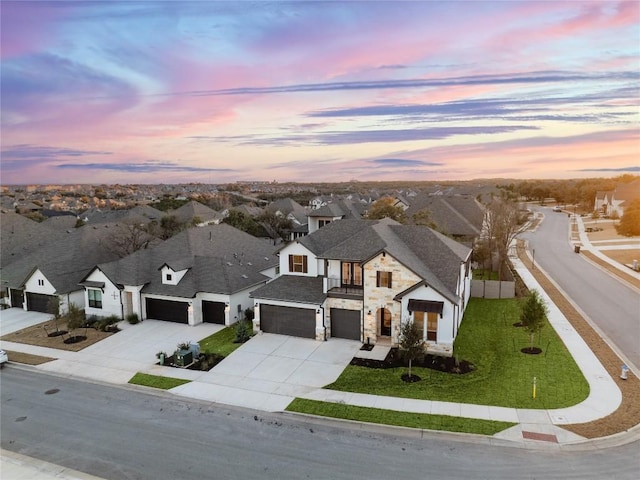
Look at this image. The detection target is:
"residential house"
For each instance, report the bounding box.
[1,219,122,314]
[594,180,640,218]
[80,224,278,326]
[404,193,485,246]
[170,200,223,226]
[307,199,366,234]
[250,218,472,355]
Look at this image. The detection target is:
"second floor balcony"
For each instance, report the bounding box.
[323,277,364,299]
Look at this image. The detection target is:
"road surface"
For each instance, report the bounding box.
[522,207,640,372]
[1,368,638,480]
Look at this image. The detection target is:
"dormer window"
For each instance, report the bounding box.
[166,273,172,281]
[38,279,44,286]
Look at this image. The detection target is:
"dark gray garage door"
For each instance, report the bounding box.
[26,292,56,313]
[10,289,24,309]
[260,305,316,339]
[202,301,225,324]
[330,308,361,341]
[145,298,189,324]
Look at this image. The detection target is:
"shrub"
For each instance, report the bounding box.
[234,320,251,343]
[65,303,86,331]
[95,315,121,332]
[126,312,140,324]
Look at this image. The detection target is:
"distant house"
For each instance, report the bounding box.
[404,193,485,246]
[1,219,122,314]
[80,224,278,326]
[307,199,366,234]
[594,180,640,218]
[251,218,472,355]
[170,200,223,226]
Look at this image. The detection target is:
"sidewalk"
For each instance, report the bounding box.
[299,251,622,445]
[0,220,635,451]
[0,449,105,480]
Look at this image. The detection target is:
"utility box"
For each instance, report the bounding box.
[189,341,200,357]
[175,350,193,367]
[574,245,581,253]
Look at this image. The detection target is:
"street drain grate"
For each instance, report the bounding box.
[522,431,558,443]
[45,388,60,395]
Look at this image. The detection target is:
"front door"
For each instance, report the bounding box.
[378,308,392,336]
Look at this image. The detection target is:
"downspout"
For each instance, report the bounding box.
[120,289,124,320]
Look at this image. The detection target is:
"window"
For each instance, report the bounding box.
[319,219,331,228]
[38,279,44,286]
[166,273,172,281]
[88,289,102,309]
[341,262,363,287]
[289,254,308,273]
[414,311,425,338]
[376,271,392,288]
[427,312,438,341]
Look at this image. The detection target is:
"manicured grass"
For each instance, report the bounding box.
[327,298,589,409]
[128,372,191,390]
[286,398,516,436]
[197,323,250,357]
[472,270,500,280]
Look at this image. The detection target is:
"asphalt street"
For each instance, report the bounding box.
[2,368,638,480]
[522,207,640,371]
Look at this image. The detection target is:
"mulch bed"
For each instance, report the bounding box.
[351,347,475,375]
[0,319,116,352]
[517,241,640,438]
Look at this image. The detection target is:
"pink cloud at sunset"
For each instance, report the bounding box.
[1,0,638,185]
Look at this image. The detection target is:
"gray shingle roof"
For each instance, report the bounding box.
[93,224,279,296]
[1,220,123,293]
[293,218,471,303]
[250,276,326,305]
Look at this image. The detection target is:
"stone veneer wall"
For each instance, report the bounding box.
[363,253,421,344]
[324,297,363,338]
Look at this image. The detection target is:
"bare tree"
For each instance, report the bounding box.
[256,210,292,245]
[105,221,156,258]
[484,199,528,280]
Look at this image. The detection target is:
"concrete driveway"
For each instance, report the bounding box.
[170,333,362,412]
[0,308,52,335]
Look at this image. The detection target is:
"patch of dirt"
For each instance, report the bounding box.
[517,241,640,439]
[0,319,116,352]
[401,373,421,383]
[521,347,542,355]
[351,347,475,375]
[3,350,57,365]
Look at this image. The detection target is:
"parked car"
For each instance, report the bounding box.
[0,349,8,368]
[553,206,562,212]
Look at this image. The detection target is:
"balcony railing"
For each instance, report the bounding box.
[323,277,364,297]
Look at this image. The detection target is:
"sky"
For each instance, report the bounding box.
[1,0,639,185]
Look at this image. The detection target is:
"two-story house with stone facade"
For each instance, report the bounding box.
[250,218,472,355]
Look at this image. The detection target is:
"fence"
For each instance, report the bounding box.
[470,280,516,299]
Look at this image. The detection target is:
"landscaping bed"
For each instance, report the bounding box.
[351,347,475,374]
[0,319,117,352]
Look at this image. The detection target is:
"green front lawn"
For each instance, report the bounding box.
[128,372,191,390]
[198,323,251,357]
[326,298,589,409]
[287,399,516,436]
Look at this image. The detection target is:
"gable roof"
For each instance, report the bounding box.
[92,224,279,296]
[1,220,123,293]
[404,194,484,238]
[170,201,221,224]
[308,199,366,219]
[294,218,471,303]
